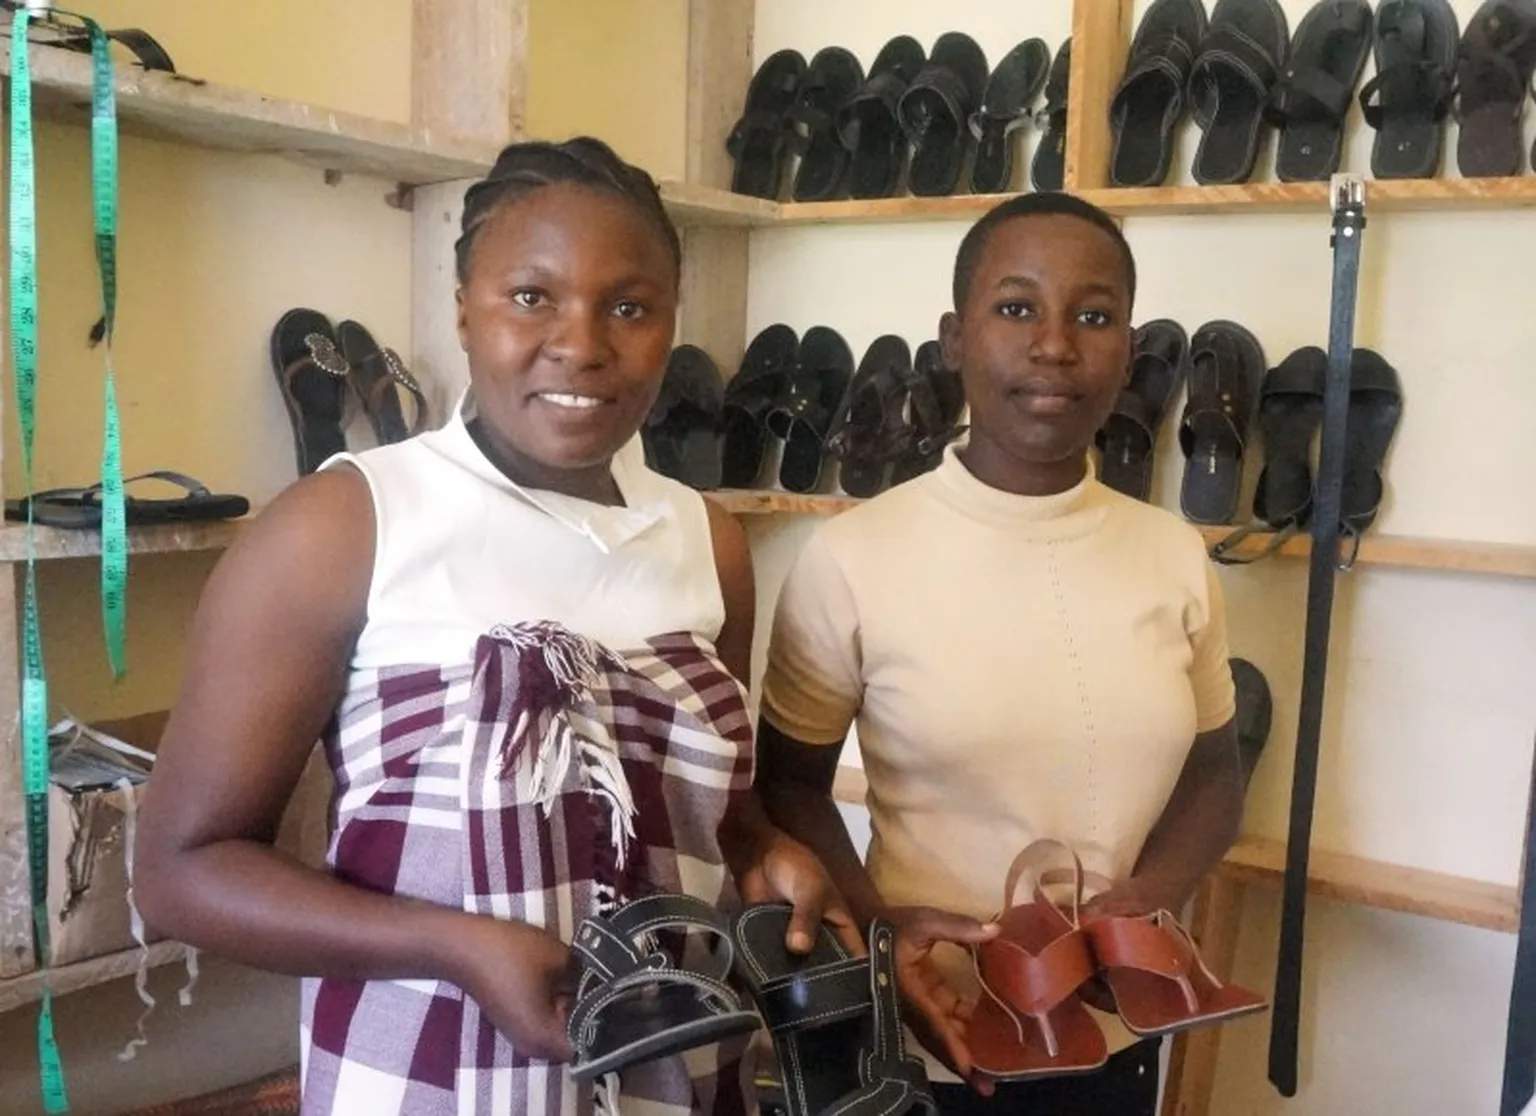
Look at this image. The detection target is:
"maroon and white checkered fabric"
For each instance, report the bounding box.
[299,621,756,1115]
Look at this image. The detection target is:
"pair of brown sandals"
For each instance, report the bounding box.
[969,839,1267,1080]
[270,308,429,476]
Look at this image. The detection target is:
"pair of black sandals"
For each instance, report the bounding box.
[729,32,1073,200]
[1096,320,1403,564]
[567,897,935,1116]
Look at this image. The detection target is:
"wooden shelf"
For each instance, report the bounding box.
[1195,525,1536,580]
[0,940,192,1015]
[1218,837,1519,934]
[659,181,777,228]
[829,767,1516,933]
[0,516,250,563]
[705,489,863,517]
[8,41,500,185]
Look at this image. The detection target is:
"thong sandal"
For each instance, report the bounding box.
[733,904,937,1116]
[771,326,854,494]
[723,324,800,488]
[839,36,928,199]
[1189,0,1290,185]
[1179,320,1265,526]
[1109,0,1208,188]
[790,48,866,202]
[1031,39,1073,192]
[826,335,914,499]
[1270,0,1375,182]
[1338,348,1403,568]
[969,38,1052,195]
[1212,346,1327,565]
[1096,318,1188,503]
[336,320,428,445]
[969,840,1109,1080]
[1359,0,1460,178]
[1455,0,1536,177]
[643,345,725,490]
[270,308,350,477]
[728,50,809,199]
[567,894,762,1082]
[899,32,990,197]
[7,471,250,530]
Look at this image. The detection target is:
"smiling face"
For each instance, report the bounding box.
[940,213,1133,495]
[455,181,679,496]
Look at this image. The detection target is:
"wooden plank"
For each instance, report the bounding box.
[1219,837,1519,933]
[1081,176,1536,216]
[705,489,864,517]
[411,0,528,146]
[0,570,31,978]
[0,518,249,564]
[661,181,777,228]
[1164,875,1245,1116]
[0,940,193,1015]
[1196,525,1536,581]
[686,0,754,189]
[776,192,1017,227]
[1066,0,1133,191]
[7,42,500,186]
[678,228,751,380]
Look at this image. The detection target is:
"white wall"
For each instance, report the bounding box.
[743,2,1536,1113]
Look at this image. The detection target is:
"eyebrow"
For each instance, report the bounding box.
[994,275,1123,300]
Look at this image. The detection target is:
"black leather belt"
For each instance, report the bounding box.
[1502,745,1536,1115]
[1268,177,1366,1097]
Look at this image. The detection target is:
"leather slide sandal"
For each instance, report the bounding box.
[826,335,914,499]
[728,50,809,199]
[1109,0,1208,188]
[1212,345,1326,565]
[771,326,855,494]
[1178,320,1265,526]
[1359,0,1460,179]
[838,36,927,200]
[899,32,990,197]
[790,47,866,202]
[270,308,350,478]
[733,904,937,1116]
[1338,348,1403,567]
[969,841,1108,1081]
[336,319,428,446]
[1096,318,1188,503]
[8,471,250,530]
[1189,0,1290,185]
[1031,39,1073,192]
[567,894,761,1082]
[643,345,725,491]
[969,38,1052,195]
[1082,906,1268,1039]
[891,340,966,486]
[722,324,799,488]
[52,26,177,73]
[1271,0,1375,182]
[1455,0,1536,177]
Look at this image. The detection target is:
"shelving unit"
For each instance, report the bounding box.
[0,518,250,563]
[0,941,191,1016]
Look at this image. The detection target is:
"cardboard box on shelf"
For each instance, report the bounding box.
[44,711,332,967]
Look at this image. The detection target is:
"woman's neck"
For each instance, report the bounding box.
[467,418,625,506]
[957,433,1087,497]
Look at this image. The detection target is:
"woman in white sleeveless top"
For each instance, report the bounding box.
[135,138,855,1116]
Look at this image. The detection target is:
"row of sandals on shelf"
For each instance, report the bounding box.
[727,0,1536,202]
[645,320,1402,564]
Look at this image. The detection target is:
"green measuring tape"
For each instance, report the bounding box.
[11,7,132,1111]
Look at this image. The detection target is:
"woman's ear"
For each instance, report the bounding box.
[939,311,962,372]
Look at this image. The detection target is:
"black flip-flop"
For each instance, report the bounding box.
[728,50,808,199]
[1456,0,1536,177]
[1096,319,1188,502]
[1359,0,1460,178]
[1109,0,1208,187]
[51,26,177,72]
[826,335,914,499]
[898,33,990,197]
[771,326,854,494]
[1189,0,1290,185]
[891,340,967,486]
[643,345,725,490]
[7,471,250,530]
[969,39,1053,195]
[270,308,350,477]
[722,325,799,488]
[567,895,762,1082]
[1212,346,1326,565]
[1271,0,1375,182]
[733,905,937,1116]
[790,48,867,202]
[1339,348,1403,565]
[839,37,928,199]
[336,320,428,445]
[1231,658,1274,774]
[1179,321,1265,526]
[1031,39,1073,192]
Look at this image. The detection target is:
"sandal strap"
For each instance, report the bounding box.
[899,63,971,140]
[756,954,871,1034]
[572,893,735,987]
[361,347,429,436]
[727,108,787,156]
[568,964,741,1059]
[288,332,349,382]
[1191,24,1282,127]
[1457,42,1529,117]
[1271,64,1355,123]
[1111,29,1199,121]
[1211,519,1301,565]
[1359,60,1454,128]
[832,921,937,1116]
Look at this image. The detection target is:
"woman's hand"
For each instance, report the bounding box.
[735,828,865,957]
[885,906,1000,1094]
[450,915,580,1062]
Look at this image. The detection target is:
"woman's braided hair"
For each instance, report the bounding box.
[454,136,682,285]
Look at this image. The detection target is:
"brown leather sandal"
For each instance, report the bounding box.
[968,841,1109,1080]
[269,308,351,477]
[337,319,429,445]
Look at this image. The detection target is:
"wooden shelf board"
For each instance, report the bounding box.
[0,940,192,1015]
[659,181,777,228]
[705,489,864,517]
[775,192,1018,226]
[1218,837,1519,934]
[9,42,500,185]
[829,770,1516,933]
[0,516,250,563]
[1195,525,1536,580]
